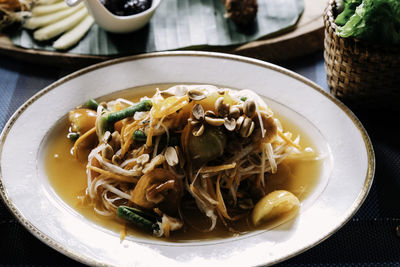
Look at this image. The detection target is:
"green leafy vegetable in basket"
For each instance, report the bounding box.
[335,0,362,26]
[335,0,400,44]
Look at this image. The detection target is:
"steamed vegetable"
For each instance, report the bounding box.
[131,168,182,215]
[251,190,300,226]
[117,206,159,232]
[22,0,93,50]
[188,125,227,163]
[84,98,99,111]
[24,2,84,30]
[336,0,400,44]
[31,1,69,16]
[68,108,97,134]
[34,7,88,41]
[97,100,153,138]
[53,14,94,50]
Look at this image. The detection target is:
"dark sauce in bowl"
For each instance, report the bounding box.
[101,0,153,16]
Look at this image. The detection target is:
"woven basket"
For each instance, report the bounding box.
[324,0,400,109]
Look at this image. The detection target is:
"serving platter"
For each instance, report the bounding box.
[0,51,374,266]
[0,0,326,67]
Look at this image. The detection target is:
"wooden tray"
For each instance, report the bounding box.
[0,0,326,67]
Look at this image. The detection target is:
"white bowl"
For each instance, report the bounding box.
[67,0,162,33]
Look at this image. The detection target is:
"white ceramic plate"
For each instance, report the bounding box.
[0,52,374,266]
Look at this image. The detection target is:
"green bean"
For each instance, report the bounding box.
[117,206,159,232]
[133,130,147,141]
[98,100,152,136]
[85,99,99,111]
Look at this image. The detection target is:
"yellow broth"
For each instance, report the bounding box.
[45,84,323,241]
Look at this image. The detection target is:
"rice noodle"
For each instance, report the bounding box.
[104,194,123,207]
[93,176,109,198]
[189,169,218,206]
[120,157,137,168]
[116,98,134,106]
[134,111,149,121]
[103,183,131,200]
[185,169,217,231]
[87,140,105,164]
[94,153,141,177]
[240,164,256,172]
[265,143,277,174]
[152,135,161,158]
[229,143,257,162]
[94,206,114,217]
[260,145,266,186]
[102,191,117,211]
[255,102,265,139]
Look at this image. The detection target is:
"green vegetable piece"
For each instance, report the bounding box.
[98,100,152,137]
[85,99,99,111]
[133,130,147,141]
[240,96,248,102]
[335,0,362,26]
[120,205,159,221]
[117,206,159,232]
[67,132,80,141]
[188,126,227,163]
[336,0,400,44]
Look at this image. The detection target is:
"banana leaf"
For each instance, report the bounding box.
[9,0,304,55]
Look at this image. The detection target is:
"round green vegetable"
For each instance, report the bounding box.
[188,126,227,163]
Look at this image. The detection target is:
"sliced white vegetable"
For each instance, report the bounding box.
[36,0,63,5]
[53,15,94,50]
[251,190,300,226]
[24,3,84,30]
[33,8,88,41]
[32,1,70,16]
